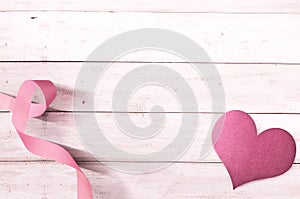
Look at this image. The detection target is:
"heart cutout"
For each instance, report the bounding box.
[212,110,296,189]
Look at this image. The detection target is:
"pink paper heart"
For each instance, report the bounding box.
[212,110,296,189]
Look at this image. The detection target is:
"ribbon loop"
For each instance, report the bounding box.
[1,80,92,199]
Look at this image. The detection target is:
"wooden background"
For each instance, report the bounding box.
[1,0,300,198]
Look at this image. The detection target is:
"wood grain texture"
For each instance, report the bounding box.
[1,162,300,199]
[0,112,300,163]
[1,63,300,113]
[0,12,299,63]
[0,1,299,198]
[0,0,300,13]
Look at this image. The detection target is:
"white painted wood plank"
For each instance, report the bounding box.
[0,162,77,199]
[0,12,299,63]
[1,63,300,113]
[1,0,300,13]
[1,112,300,163]
[0,161,299,198]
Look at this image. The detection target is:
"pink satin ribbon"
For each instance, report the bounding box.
[0,80,92,199]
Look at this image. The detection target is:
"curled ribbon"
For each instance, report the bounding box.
[0,80,92,199]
